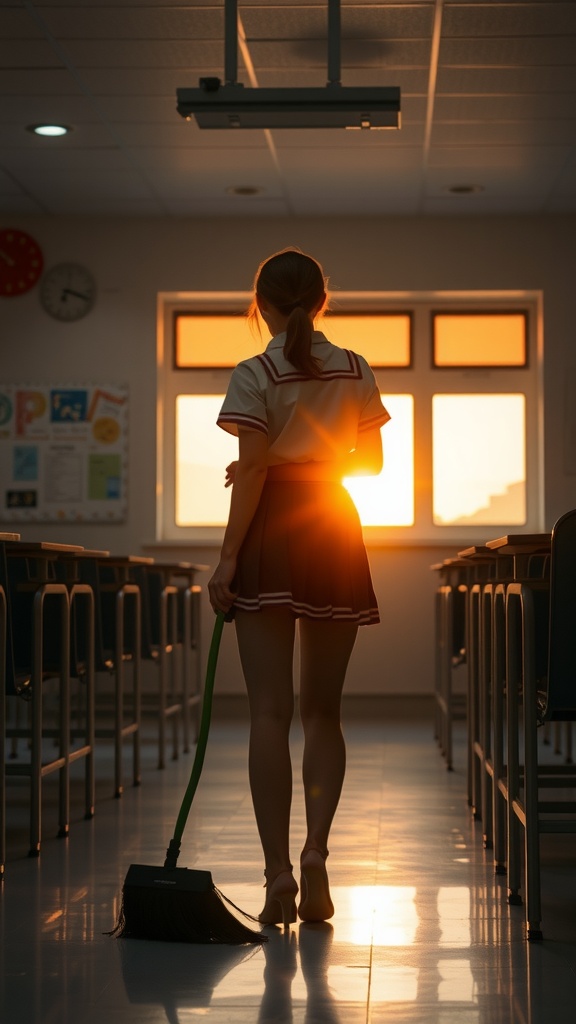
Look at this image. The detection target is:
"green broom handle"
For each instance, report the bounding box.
[164,610,226,867]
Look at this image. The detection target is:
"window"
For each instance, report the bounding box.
[433,312,527,368]
[432,394,526,526]
[157,291,543,543]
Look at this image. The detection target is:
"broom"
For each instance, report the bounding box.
[109,611,265,944]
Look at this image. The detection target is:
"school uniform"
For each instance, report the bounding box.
[217,331,390,624]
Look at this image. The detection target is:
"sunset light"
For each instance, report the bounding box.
[176,393,412,528]
[432,393,526,525]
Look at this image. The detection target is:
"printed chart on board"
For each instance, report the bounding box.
[0,384,128,522]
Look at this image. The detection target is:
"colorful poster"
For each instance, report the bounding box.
[0,383,128,522]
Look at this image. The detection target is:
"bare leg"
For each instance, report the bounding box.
[298,618,358,857]
[235,607,296,881]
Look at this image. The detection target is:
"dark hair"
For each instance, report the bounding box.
[248,248,328,378]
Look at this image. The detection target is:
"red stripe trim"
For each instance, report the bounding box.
[218,413,267,434]
[358,411,391,431]
[234,592,379,623]
[257,349,363,383]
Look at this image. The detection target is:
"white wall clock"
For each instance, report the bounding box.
[40,262,96,321]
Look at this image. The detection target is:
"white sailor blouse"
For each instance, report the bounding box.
[217,331,391,465]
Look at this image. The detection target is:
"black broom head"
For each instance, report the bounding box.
[108,864,266,945]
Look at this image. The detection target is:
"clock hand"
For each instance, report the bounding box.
[0,248,15,267]
[62,288,90,301]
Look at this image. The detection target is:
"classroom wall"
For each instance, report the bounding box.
[2,213,576,701]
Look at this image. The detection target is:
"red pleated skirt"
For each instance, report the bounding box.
[233,468,379,625]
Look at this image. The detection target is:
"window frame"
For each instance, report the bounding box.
[157,289,544,545]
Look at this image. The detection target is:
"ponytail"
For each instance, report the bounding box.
[249,248,328,378]
[283,306,321,378]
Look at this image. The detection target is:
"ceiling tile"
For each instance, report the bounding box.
[443,2,576,37]
[0,0,574,217]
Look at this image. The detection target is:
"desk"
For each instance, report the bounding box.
[432,528,574,940]
[485,534,550,581]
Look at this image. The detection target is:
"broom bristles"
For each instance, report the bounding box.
[108,866,266,945]
[107,618,266,946]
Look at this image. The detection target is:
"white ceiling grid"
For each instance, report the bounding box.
[0,1,575,217]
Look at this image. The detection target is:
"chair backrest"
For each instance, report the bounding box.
[74,557,113,670]
[128,564,155,659]
[543,508,576,721]
[78,557,139,663]
[0,544,26,695]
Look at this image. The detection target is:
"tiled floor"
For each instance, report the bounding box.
[2,715,576,1023]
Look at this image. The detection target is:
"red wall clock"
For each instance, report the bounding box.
[0,228,44,297]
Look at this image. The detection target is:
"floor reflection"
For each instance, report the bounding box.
[118,925,341,1024]
[119,940,257,1021]
[299,924,340,1024]
[3,721,576,1024]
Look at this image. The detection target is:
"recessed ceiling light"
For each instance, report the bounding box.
[446,184,484,195]
[27,124,71,137]
[225,185,265,196]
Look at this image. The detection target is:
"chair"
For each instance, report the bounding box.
[502,508,576,939]
[130,561,205,769]
[52,549,104,820]
[433,558,469,772]
[0,579,6,879]
[74,554,142,799]
[157,562,206,753]
[461,547,498,818]
[130,562,181,770]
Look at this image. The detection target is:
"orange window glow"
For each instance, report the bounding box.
[175,315,259,368]
[176,312,412,369]
[323,314,411,367]
[433,313,527,367]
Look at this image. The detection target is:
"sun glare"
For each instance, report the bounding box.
[343,394,414,526]
[344,885,419,947]
[176,393,412,528]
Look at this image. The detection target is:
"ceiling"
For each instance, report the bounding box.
[1,0,576,219]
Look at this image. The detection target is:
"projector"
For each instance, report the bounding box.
[176,80,401,130]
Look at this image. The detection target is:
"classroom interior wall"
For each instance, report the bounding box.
[2,213,576,702]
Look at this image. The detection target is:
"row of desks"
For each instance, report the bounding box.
[432,528,566,940]
[0,534,208,876]
[433,532,551,771]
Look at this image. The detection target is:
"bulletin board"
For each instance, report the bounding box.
[0,384,128,522]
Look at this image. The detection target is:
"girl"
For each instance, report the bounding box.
[208,248,390,926]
